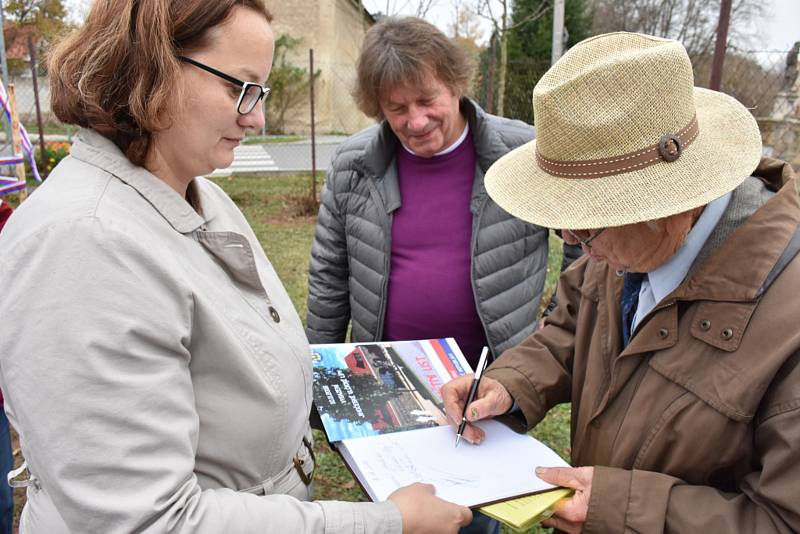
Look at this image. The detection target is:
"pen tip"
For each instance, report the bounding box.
[455,435,461,448]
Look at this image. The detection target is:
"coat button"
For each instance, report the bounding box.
[657,328,669,339]
[721,328,733,340]
[269,306,281,323]
[699,320,711,331]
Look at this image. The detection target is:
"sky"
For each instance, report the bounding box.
[362,0,800,52]
[60,0,800,53]
[760,0,800,52]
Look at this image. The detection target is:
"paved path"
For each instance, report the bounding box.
[5,132,348,177]
[266,141,340,172]
[209,145,278,177]
[209,137,346,177]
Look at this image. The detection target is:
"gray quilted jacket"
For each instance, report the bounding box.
[306,99,579,359]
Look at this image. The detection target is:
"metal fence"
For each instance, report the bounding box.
[1,44,798,186]
[0,71,341,181]
[478,47,800,171]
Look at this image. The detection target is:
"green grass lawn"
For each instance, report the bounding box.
[242,134,305,145]
[209,173,572,534]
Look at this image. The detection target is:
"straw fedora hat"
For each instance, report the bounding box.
[485,32,762,230]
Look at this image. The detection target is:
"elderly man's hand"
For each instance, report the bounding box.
[536,466,593,534]
[441,375,513,445]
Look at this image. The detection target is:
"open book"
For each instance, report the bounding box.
[311,339,570,508]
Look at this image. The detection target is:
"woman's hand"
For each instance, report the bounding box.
[441,375,513,445]
[536,466,594,534]
[388,483,472,534]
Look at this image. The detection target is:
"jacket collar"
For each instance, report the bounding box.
[588,160,798,422]
[359,98,496,178]
[359,98,493,215]
[557,160,798,308]
[69,128,206,234]
[673,159,799,303]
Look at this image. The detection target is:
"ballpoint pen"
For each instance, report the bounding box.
[455,346,489,448]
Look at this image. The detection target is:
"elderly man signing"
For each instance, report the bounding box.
[443,32,800,533]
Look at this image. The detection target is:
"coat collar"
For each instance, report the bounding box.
[621,160,799,353]
[359,98,497,178]
[590,160,799,422]
[672,160,799,304]
[358,98,494,215]
[69,128,206,234]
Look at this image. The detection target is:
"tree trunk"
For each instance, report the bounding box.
[497,33,508,117]
[496,0,509,117]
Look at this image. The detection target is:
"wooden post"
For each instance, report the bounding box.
[486,32,496,114]
[309,48,317,202]
[709,0,732,91]
[28,35,47,177]
[7,84,27,201]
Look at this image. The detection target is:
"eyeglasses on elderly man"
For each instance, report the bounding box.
[562,228,606,249]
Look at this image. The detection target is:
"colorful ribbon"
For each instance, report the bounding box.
[0,78,43,194]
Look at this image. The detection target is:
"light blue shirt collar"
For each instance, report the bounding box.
[632,192,731,330]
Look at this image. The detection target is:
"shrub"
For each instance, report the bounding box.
[34,141,71,178]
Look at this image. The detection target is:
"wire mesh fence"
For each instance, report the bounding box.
[0,44,797,190]
[475,46,800,171]
[694,47,800,170]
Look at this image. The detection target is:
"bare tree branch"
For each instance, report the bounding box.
[414,0,438,18]
[589,0,762,59]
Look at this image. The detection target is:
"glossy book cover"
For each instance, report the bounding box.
[311,338,471,443]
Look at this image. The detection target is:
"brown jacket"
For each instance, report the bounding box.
[486,159,800,533]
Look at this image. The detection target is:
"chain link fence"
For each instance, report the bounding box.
[1,44,797,188]
[476,46,800,172]
[0,56,364,183]
[693,48,800,170]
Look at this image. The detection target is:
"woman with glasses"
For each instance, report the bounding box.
[0,1,470,533]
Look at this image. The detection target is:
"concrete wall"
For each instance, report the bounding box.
[761,46,800,170]
[269,0,375,135]
[759,118,800,170]
[6,1,377,136]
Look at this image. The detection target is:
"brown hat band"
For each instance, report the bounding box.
[536,114,699,178]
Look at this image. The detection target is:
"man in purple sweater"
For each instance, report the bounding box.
[386,108,486,362]
[307,18,580,533]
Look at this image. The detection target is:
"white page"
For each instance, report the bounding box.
[338,419,569,507]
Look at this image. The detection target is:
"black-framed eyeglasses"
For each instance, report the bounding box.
[565,228,606,249]
[179,56,270,115]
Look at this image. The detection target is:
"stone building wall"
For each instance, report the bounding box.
[269,0,375,135]
[762,43,800,170]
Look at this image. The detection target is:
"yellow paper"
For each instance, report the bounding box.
[479,488,574,532]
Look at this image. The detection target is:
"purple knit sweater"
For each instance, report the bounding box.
[382,131,488,368]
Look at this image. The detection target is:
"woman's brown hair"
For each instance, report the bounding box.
[49,0,272,165]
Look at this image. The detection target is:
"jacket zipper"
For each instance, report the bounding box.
[470,194,495,360]
[374,183,393,341]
